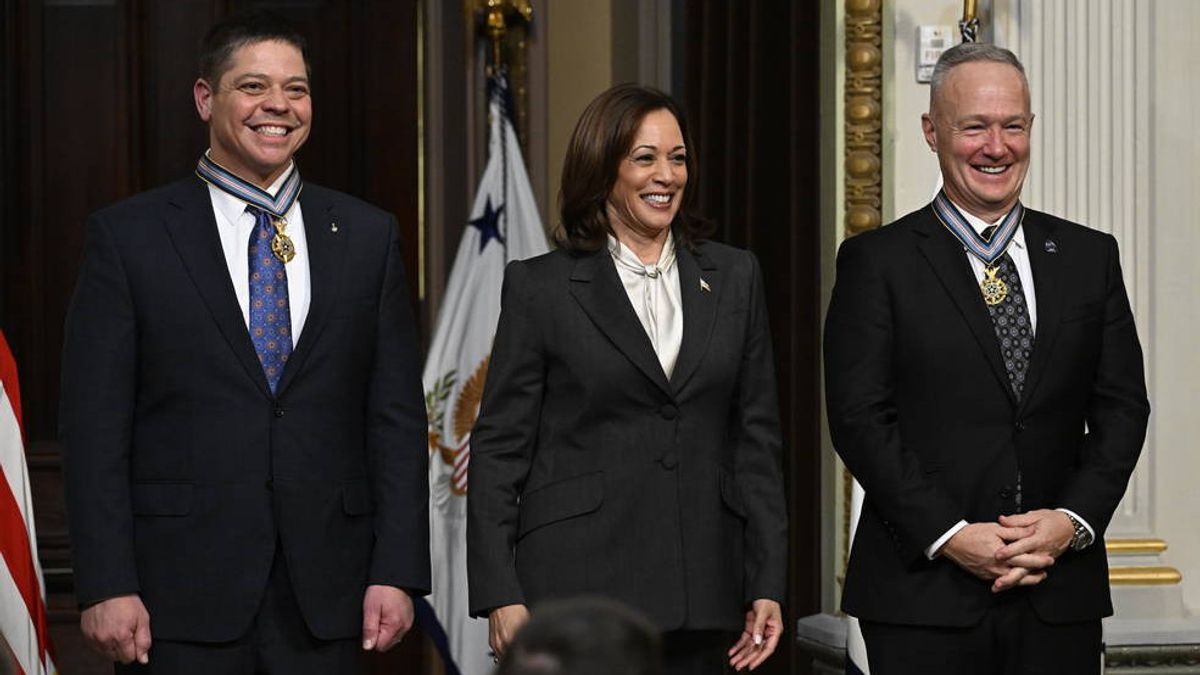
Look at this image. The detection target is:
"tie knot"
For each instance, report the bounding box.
[981,225,998,241]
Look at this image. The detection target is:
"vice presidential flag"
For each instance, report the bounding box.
[421,74,549,674]
[0,331,57,675]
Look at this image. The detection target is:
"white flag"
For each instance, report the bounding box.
[422,75,549,675]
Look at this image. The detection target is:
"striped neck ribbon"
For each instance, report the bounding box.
[931,190,1023,267]
[195,153,302,220]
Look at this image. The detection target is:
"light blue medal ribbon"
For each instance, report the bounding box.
[195,154,302,263]
[931,190,1024,305]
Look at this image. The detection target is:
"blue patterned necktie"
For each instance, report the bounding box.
[981,225,1033,400]
[248,207,292,393]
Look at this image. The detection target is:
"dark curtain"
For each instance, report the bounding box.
[680,2,823,674]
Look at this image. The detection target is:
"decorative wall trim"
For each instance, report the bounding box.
[844,0,884,238]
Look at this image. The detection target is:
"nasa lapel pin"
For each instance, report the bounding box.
[699,278,711,293]
[1044,238,1057,254]
[330,221,339,234]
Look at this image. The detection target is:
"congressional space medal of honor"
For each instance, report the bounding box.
[931,190,1024,305]
[269,217,296,264]
[195,152,304,264]
[980,265,1008,305]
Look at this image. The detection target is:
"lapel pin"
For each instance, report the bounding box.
[1044,238,1057,254]
[699,278,711,293]
[330,221,339,234]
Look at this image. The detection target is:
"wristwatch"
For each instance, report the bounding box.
[1065,512,1094,551]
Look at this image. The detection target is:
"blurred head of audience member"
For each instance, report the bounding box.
[495,597,663,675]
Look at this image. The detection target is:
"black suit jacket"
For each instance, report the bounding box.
[466,241,787,631]
[61,176,430,642]
[824,204,1149,627]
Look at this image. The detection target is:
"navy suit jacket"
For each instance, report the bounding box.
[61,175,430,642]
[466,241,787,631]
[825,204,1149,626]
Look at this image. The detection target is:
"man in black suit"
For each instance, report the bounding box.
[60,11,429,673]
[825,43,1149,674]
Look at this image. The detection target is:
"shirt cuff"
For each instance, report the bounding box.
[1055,508,1096,544]
[926,520,969,559]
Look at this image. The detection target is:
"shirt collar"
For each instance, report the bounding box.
[607,229,677,271]
[946,196,1027,250]
[206,153,296,227]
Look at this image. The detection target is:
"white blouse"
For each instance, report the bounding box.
[607,231,684,379]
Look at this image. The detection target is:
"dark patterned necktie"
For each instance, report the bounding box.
[248,207,292,393]
[980,226,1033,399]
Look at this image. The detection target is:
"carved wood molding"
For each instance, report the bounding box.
[844,0,883,238]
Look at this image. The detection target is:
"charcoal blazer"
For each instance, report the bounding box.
[824,204,1150,627]
[466,240,787,631]
[61,175,430,642]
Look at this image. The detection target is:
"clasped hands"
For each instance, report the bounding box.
[939,509,1075,593]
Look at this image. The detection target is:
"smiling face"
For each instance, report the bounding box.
[194,39,311,188]
[606,108,688,245]
[922,61,1033,222]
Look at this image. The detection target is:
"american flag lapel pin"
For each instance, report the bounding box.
[699,278,711,293]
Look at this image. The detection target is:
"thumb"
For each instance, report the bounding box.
[362,596,381,650]
[750,604,768,646]
[134,614,152,664]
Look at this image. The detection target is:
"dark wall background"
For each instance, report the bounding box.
[0,1,425,672]
[681,2,823,673]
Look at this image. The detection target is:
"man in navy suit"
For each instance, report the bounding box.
[825,44,1149,674]
[61,10,429,673]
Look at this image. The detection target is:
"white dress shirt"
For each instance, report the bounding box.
[207,161,311,348]
[926,200,1093,558]
[608,231,683,379]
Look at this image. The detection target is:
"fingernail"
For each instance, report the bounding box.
[363,639,374,650]
[139,653,149,664]
[753,633,763,646]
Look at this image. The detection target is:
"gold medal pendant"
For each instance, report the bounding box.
[269,217,296,264]
[980,265,1008,305]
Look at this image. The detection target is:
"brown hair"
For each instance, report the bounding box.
[557,84,711,252]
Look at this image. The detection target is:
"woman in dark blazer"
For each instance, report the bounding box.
[467,84,787,673]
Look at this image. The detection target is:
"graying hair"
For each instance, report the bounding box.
[930,43,1028,104]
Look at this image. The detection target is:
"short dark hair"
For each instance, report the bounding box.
[930,43,1028,106]
[198,9,311,87]
[496,597,662,675]
[557,84,711,253]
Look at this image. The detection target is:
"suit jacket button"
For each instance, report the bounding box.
[660,453,678,469]
[999,487,1012,499]
[1015,420,1026,432]
[274,407,286,418]
[659,404,678,420]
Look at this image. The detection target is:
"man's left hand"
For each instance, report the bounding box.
[361,585,414,652]
[991,510,1074,591]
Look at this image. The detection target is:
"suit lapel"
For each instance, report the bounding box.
[914,207,1016,405]
[569,250,674,398]
[669,246,720,392]
[275,188,345,396]
[164,177,272,398]
[1016,213,1063,413]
